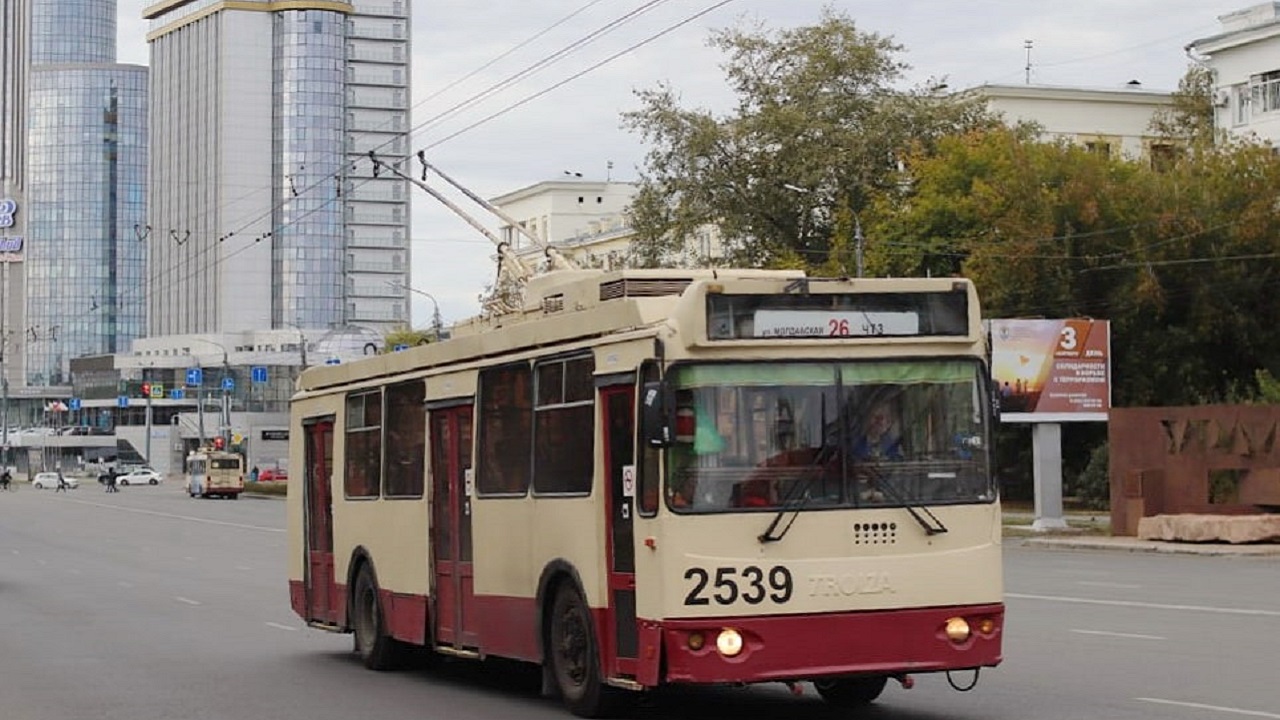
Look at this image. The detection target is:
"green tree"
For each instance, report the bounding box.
[1148,64,1216,149]
[383,325,434,351]
[622,7,995,270]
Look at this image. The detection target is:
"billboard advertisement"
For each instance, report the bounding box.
[990,319,1110,422]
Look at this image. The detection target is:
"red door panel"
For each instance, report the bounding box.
[305,419,336,623]
[431,406,477,648]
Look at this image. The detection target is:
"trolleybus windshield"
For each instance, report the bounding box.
[664,359,994,514]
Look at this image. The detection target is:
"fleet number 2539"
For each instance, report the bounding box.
[683,565,794,606]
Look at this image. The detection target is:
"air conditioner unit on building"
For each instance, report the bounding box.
[1214,90,1231,108]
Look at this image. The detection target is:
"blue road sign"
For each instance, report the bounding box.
[324,358,341,365]
[186,367,203,386]
[221,376,235,391]
[117,395,129,408]
[393,344,409,352]
[170,388,185,400]
[251,366,268,383]
[68,398,81,411]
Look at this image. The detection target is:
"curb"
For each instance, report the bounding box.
[1017,536,1280,557]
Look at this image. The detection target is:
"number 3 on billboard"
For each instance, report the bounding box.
[1058,326,1077,351]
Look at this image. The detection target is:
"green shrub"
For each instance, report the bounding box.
[245,480,288,496]
[1074,443,1110,510]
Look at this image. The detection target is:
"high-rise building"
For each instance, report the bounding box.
[144,0,411,337]
[2,0,148,390]
[0,0,30,393]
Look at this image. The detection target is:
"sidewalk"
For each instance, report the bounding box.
[1003,511,1280,557]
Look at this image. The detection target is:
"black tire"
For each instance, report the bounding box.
[149,479,158,486]
[351,566,406,670]
[548,583,613,718]
[119,479,129,486]
[814,676,888,707]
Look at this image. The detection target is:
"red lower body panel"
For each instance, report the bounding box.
[659,604,1003,684]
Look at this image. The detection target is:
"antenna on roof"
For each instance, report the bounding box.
[1024,39,1034,84]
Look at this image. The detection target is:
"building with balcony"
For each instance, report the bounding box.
[143,0,411,337]
[1188,2,1280,145]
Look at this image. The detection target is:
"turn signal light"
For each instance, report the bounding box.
[686,632,705,651]
[977,617,997,635]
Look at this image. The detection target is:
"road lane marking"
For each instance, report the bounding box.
[1137,698,1280,718]
[1071,629,1165,640]
[59,497,283,533]
[265,622,298,632]
[1007,593,1280,617]
[1077,581,1142,589]
[174,597,202,606]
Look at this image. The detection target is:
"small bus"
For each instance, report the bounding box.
[287,269,1003,716]
[186,449,245,499]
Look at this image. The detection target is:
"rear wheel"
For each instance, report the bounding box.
[814,676,888,708]
[352,566,405,670]
[119,479,129,486]
[149,479,158,486]
[548,583,613,718]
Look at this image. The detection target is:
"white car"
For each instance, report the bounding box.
[32,472,79,489]
[117,468,162,486]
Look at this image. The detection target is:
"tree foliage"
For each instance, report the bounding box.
[1148,64,1216,148]
[868,127,1280,407]
[622,7,996,271]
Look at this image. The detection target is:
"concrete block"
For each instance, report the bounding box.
[1136,514,1280,544]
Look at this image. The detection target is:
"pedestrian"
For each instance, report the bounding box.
[55,470,68,492]
[250,465,259,482]
[0,468,10,491]
[106,467,119,493]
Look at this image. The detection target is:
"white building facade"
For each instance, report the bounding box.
[1188,2,1280,145]
[973,83,1175,161]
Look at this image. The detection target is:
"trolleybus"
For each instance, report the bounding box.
[186,448,245,499]
[287,269,1003,716]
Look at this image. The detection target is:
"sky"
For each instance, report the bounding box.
[114,0,1246,328]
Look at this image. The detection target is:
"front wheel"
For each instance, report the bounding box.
[119,479,129,486]
[351,567,405,670]
[149,479,158,486]
[814,676,888,708]
[549,584,613,718]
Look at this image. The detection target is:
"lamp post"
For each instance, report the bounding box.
[389,282,443,339]
[188,338,231,449]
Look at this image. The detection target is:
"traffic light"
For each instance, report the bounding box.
[213,436,225,450]
[141,382,151,397]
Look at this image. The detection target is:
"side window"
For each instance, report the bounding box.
[533,355,595,494]
[384,380,425,497]
[477,363,532,495]
[345,391,382,498]
[637,361,661,516]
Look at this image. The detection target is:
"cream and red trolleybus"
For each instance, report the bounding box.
[287,269,1003,717]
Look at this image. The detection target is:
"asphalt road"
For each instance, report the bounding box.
[2,482,1278,720]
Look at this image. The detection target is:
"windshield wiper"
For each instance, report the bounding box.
[757,468,819,544]
[866,465,949,536]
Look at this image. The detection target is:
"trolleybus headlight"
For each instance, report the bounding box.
[716,628,744,657]
[686,632,705,651]
[944,617,971,643]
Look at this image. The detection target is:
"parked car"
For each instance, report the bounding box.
[258,468,288,482]
[32,472,79,490]
[117,468,162,486]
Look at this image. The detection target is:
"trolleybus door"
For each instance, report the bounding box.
[430,406,478,648]
[304,419,337,623]
[602,385,638,676]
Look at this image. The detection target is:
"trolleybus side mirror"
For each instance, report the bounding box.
[641,381,674,448]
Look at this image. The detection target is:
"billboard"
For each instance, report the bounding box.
[990,319,1110,422]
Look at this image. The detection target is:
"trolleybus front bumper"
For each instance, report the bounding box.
[656,603,1003,685]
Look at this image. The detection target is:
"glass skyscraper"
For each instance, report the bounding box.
[145,0,410,337]
[21,0,147,387]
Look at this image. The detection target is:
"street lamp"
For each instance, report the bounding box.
[782,182,864,278]
[186,337,231,449]
[388,281,443,339]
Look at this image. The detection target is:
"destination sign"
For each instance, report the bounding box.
[707,289,969,340]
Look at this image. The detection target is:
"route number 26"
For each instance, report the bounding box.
[683,565,794,606]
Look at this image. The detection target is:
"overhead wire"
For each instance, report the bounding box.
[103,0,743,328]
